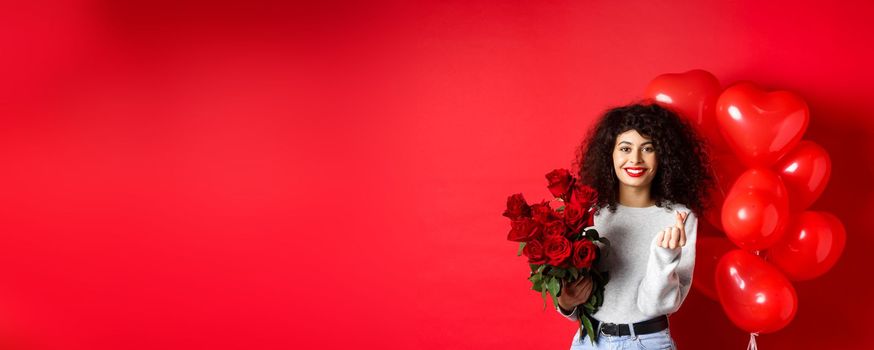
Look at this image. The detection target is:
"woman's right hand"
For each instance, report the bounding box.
[557,275,594,311]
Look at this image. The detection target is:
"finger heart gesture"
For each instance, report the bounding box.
[656,211,688,249]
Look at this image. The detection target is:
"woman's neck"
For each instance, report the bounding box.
[618,185,655,207]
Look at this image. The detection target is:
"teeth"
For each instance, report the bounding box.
[626,169,644,174]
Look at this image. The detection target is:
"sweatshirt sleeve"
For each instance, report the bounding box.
[636,210,697,317]
[555,303,579,321]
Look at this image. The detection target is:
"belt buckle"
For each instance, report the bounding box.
[601,322,617,335]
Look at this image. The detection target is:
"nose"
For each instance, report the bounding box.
[629,152,642,164]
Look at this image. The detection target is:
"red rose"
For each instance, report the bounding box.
[543,235,572,266]
[571,184,597,206]
[544,220,567,237]
[522,239,548,264]
[572,240,598,269]
[546,169,575,199]
[530,201,555,224]
[502,193,531,220]
[507,217,542,242]
[563,201,584,231]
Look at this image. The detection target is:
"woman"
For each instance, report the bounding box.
[555,102,713,349]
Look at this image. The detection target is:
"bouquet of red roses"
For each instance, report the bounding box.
[503,169,610,344]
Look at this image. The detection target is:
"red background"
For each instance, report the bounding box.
[1,0,872,349]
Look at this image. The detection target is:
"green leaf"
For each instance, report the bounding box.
[549,289,559,308]
[546,277,560,303]
[547,277,560,307]
[541,285,548,310]
[517,242,527,256]
[531,272,544,291]
[529,263,540,273]
[528,273,542,284]
[581,313,596,345]
[537,264,547,273]
[594,280,601,303]
[569,268,579,280]
[532,276,542,290]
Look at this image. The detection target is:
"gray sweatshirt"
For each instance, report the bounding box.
[556,202,697,324]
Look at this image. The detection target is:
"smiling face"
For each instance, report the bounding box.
[612,129,658,189]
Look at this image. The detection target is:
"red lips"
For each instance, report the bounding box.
[623,167,647,178]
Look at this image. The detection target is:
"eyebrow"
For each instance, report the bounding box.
[618,141,654,146]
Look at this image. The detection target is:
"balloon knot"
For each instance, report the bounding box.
[747,332,759,350]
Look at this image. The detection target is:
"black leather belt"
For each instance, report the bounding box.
[587,315,669,336]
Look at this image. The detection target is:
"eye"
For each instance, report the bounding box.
[619,146,631,152]
[643,146,655,153]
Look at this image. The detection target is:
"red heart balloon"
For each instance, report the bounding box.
[773,141,832,212]
[716,250,798,334]
[721,188,789,251]
[716,82,809,167]
[767,211,846,281]
[644,69,726,150]
[693,236,736,301]
[721,168,790,250]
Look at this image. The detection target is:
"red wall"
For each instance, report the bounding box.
[1,0,872,349]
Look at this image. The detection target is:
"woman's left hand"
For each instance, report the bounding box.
[656,211,688,249]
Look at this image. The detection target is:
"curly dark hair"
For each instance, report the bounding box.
[572,101,714,214]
